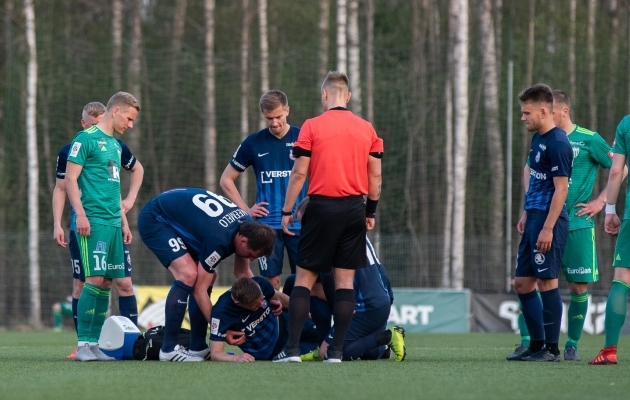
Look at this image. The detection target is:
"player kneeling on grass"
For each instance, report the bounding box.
[292,197,406,362]
[210,277,293,361]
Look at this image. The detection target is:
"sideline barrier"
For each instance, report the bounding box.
[388,289,471,333]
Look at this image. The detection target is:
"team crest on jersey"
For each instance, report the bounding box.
[205,251,221,270]
[289,149,295,161]
[69,142,81,157]
[94,241,106,254]
[572,147,580,159]
[535,151,540,163]
[211,318,220,335]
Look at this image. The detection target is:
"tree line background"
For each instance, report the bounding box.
[1,0,630,327]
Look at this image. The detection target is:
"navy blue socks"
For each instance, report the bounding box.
[162,280,193,352]
[540,288,562,355]
[518,289,545,352]
[118,295,138,326]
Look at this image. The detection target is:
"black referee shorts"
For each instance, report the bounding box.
[297,195,366,273]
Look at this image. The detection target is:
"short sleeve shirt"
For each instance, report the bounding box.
[612,115,630,220]
[57,140,138,231]
[66,126,123,226]
[566,126,612,230]
[229,126,307,229]
[524,127,573,213]
[210,277,278,360]
[295,109,384,197]
[149,188,252,272]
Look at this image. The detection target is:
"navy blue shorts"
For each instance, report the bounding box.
[68,230,132,281]
[258,229,299,277]
[325,304,390,360]
[138,205,197,268]
[515,209,569,279]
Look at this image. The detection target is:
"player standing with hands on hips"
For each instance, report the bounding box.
[273,71,384,363]
[589,114,630,365]
[512,84,573,362]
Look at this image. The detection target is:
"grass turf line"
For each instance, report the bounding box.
[0,332,629,400]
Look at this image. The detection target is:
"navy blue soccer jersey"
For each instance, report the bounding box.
[354,237,393,312]
[56,140,137,231]
[229,126,307,229]
[525,127,573,212]
[147,188,252,272]
[210,276,279,360]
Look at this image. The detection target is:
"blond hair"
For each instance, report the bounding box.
[322,71,350,93]
[82,102,106,118]
[106,91,141,112]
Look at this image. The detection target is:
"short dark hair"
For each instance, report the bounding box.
[238,222,275,257]
[231,277,263,305]
[322,71,350,92]
[83,102,106,118]
[259,90,288,112]
[518,83,553,107]
[106,91,141,112]
[295,196,309,222]
[552,89,571,109]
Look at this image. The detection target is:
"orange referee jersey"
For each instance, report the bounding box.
[294,109,384,197]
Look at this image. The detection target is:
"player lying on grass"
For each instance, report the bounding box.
[209,276,319,362]
[290,197,405,362]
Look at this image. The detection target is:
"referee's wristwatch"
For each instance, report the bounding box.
[281,210,292,216]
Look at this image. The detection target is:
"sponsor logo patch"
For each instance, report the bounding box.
[69,142,81,157]
[211,318,220,335]
[205,251,221,269]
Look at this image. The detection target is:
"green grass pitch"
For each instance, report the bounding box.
[1,332,629,400]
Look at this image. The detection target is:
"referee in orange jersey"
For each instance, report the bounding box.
[272,71,383,363]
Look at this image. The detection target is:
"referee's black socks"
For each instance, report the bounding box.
[286,286,311,354]
[328,289,355,358]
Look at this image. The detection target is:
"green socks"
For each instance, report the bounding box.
[565,291,588,349]
[604,280,630,347]
[77,283,99,342]
[92,288,111,343]
[77,283,111,343]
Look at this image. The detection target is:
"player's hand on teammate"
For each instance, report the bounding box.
[282,215,296,236]
[247,202,269,218]
[121,197,135,214]
[233,353,255,362]
[605,213,621,236]
[536,227,553,254]
[574,198,605,220]
[226,329,246,346]
[75,215,91,237]
[53,225,67,248]
[122,225,133,245]
[516,211,527,235]
[269,299,283,316]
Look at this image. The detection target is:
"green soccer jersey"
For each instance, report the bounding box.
[67,125,122,227]
[613,115,630,220]
[566,125,612,230]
